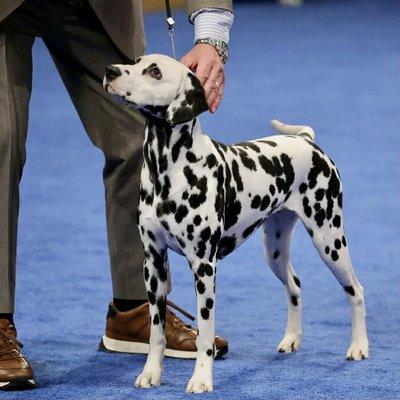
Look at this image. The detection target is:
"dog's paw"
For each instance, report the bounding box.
[277,333,302,353]
[346,341,369,361]
[186,375,213,394]
[134,370,162,388]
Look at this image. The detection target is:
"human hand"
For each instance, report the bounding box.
[181,44,225,113]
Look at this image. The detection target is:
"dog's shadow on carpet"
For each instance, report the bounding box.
[28,338,148,388]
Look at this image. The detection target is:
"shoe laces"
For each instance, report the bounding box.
[0,324,24,360]
[166,300,197,332]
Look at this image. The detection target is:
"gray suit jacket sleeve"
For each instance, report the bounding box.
[186,0,233,19]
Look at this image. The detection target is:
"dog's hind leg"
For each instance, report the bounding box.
[262,209,303,353]
[296,179,369,360]
[186,257,217,393]
[135,242,169,388]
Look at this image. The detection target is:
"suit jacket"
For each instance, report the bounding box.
[0,0,233,60]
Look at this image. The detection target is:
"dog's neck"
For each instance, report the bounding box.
[143,117,206,194]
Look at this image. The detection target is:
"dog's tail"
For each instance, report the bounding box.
[270,119,315,141]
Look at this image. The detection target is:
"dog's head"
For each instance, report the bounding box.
[104,54,208,126]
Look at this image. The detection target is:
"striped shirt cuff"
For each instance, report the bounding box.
[191,8,234,44]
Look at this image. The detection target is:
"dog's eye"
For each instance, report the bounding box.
[149,67,162,80]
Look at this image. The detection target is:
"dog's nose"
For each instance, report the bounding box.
[105,65,121,81]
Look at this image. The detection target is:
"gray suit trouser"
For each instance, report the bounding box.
[0,0,148,312]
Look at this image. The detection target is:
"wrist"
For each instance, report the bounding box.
[194,38,229,64]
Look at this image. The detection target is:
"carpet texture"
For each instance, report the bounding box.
[6,0,399,398]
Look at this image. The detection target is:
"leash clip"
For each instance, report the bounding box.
[165,0,176,59]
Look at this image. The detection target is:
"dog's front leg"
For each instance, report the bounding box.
[135,243,168,389]
[186,259,217,394]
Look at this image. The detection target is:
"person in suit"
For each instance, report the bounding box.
[0,0,233,390]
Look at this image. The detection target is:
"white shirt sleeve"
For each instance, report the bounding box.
[191,8,234,44]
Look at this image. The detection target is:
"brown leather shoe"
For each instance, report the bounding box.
[0,320,36,390]
[99,301,228,359]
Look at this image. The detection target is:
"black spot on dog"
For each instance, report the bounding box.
[148,245,167,282]
[258,154,295,195]
[334,239,342,250]
[186,151,200,163]
[153,314,160,325]
[147,291,156,305]
[293,276,301,288]
[251,195,261,209]
[156,200,176,217]
[260,195,271,211]
[303,197,312,218]
[315,208,326,227]
[206,349,213,357]
[325,246,330,254]
[187,224,194,241]
[232,160,244,192]
[160,176,171,200]
[333,215,341,228]
[306,227,313,237]
[157,297,166,325]
[331,250,339,261]
[196,241,206,258]
[342,236,347,247]
[175,204,189,223]
[177,237,186,248]
[161,220,169,231]
[205,298,214,309]
[144,267,149,281]
[238,149,257,171]
[273,249,280,259]
[344,285,355,296]
[338,192,343,208]
[172,124,193,162]
[291,295,298,306]
[194,215,202,226]
[150,275,158,292]
[243,218,263,239]
[328,169,341,198]
[209,227,221,262]
[212,140,227,160]
[197,280,206,294]
[315,188,325,201]
[147,230,156,241]
[224,166,242,230]
[269,184,276,195]
[182,191,189,200]
[200,227,212,242]
[201,307,209,320]
[299,182,308,194]
[198,263,213,277]
[217,236,236,259]
[258,139,277,147]
[204,153,218,169]
[308,151,331,189]
[235,141,261,153]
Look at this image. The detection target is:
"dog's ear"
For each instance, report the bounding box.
[166,72,208,126]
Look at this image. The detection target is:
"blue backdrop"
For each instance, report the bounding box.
[7,0,399,399]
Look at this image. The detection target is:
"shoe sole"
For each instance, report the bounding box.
[99,335,228,359]
[0,378,36,391]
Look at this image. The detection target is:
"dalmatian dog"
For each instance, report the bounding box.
[103,54,369,393]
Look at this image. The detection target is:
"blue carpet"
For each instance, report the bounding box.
[5,0,399,399]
